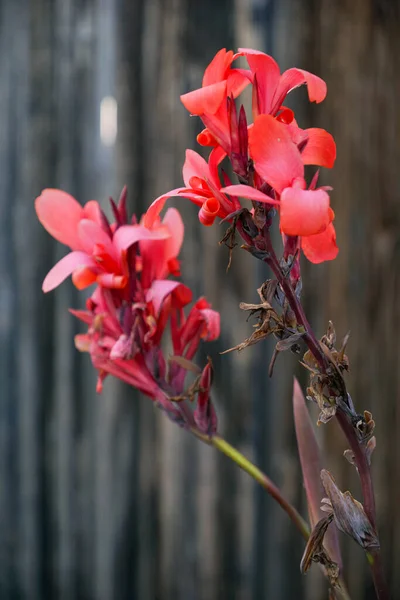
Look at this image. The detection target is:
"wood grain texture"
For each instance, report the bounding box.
[0,0,399,599]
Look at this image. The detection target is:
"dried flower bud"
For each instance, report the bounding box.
[300,513,339,588]
[321,470,379,551]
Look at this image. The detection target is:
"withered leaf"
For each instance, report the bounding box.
[300,514,339,588]
[321,470,379,551]
[276,331,305,352]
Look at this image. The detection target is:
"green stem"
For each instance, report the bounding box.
[212,434,310,539]
[192,429,309,538]
[191,429,351,600]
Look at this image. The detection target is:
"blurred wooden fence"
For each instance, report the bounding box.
[0,0,399,599]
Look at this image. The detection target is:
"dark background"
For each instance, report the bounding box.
[0,0,399,598]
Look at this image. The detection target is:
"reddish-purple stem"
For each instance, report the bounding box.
[243,226,389,599]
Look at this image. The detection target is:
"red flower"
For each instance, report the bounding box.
[180,48,250,153]
[36,188,220,429]
[238,48,327,118]
[144,148,240,228]
[35,189,175,292]
[221,115,338,263]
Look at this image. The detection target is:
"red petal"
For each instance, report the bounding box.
[72,266,98,290]
[301,128,336,168]
[272,68,327,114]
[198,198,220,226]
[198,307,220,341]
[182,149,210,188]
[180,81,227,115]
[75,334,91,352]
[146,280,192,315]
[83,200,102,224]
[202,48,233,86]
[226,69,251,98]
[221,184,279,205]
[280,187,331,236]
[209,145,227,174]
[301,223,339,263]
[96,273,127,289]
[42,251,95,292]
[249,115,303,193]
[113,223,171,251]
[35,189,84,250]
[238,48,280,114]
[69,309,92,325]
[143,188,185,227]
[78,219,114,255]
[162,207,184,260]
[197,128,217,147]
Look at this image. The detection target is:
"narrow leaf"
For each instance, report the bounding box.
[293,378,342,568]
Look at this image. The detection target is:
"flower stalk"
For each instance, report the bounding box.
[254,230,389,600]
[192,429,352,600]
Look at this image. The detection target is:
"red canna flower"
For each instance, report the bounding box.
[237,48,327,118]
[35,189,176,292]
[144,148,241,228]
[180,48,250,153]
[36,187,220,430]
[238,48,336,169]
[221,115,338,263]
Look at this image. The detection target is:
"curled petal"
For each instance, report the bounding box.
[301,223,339,264]
[96,273,127,289]
[276,107,295,124]
[198,198,220,226]
[302,128,336,168]
[272,68,327,114]
[221,184,279,205]
[35,189,84,250]
[180,81,227,115]
[198,307,220,341]
[182,149,210,188]
[197,128,217,147]
[42,251,96,292]
[146,280,192,315]
[249,115,304,193]
[280,187,331,236]
[143,188,188,228]
[72,266,98,290]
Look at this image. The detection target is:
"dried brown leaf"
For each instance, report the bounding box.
[300,514,338,586]
[321,470,379,551]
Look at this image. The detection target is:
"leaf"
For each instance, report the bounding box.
[321,470,379,551]
[300,513,339,589]
[293,378,342,568]
[275,331,304,351]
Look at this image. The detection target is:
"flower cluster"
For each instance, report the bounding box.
[146,48,338,264]
[35,188,219,433]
